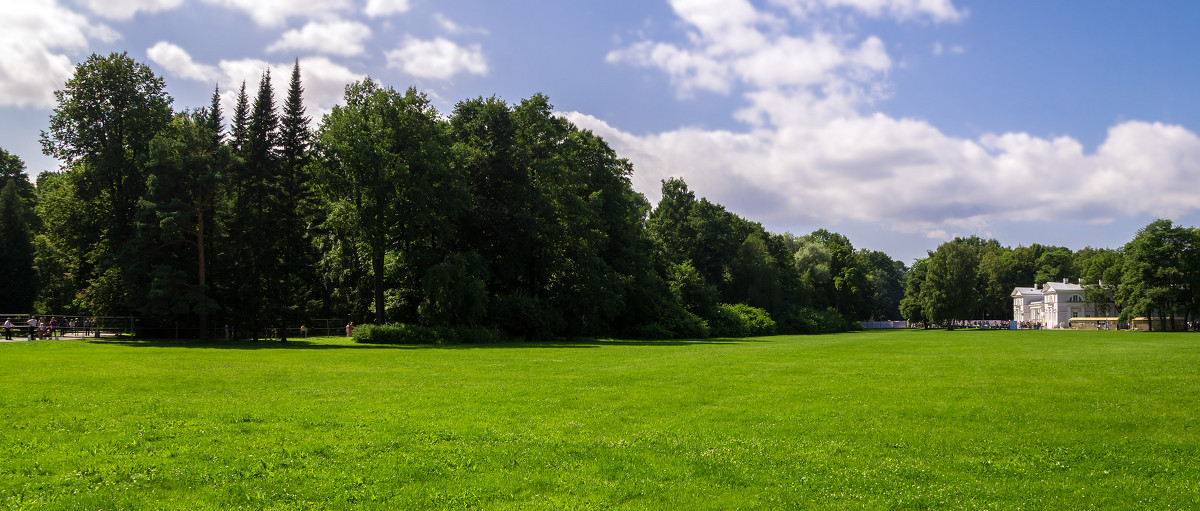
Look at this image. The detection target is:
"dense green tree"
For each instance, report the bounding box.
[667,260,719,317]
[730,232,782,313]
[1077,247,1123,317]
[0,147,34,205]
[1034,246,1075,284]
[0,148,37,230]
[859,249,906,320]
[138,110,229,336]
[39,52,173,315]
[922,238,981,327]
[0,181,36,311]
[32,171,97,314]
[1118,219,1189,330]
[793,235,831,308]
[899,257,929,326]
[317,80,450,325]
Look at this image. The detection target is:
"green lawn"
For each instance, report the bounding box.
[2,330,1199,509]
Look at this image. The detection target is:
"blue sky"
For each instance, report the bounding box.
[4,0,1200,263]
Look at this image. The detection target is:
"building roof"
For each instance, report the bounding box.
[1043,282,1084,293]
[1011,287,1042,298]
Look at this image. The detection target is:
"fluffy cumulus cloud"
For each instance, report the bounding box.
[364,0,410,18]
[587,0,1200,236]
[147,43,364,121]
[147,41,219,81]
[385,36,487,80]
[266,19,372,57]
[0,0,121,108]
[74,0,184,19]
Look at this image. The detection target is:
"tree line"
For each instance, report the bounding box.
[901,219,1200,331]
[0,52,910,340]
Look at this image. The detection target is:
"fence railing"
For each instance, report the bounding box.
[0,314,354,340]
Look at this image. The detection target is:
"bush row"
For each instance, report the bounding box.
[357,304,859,343]
[631,302,857,340]
[353,323,509,345]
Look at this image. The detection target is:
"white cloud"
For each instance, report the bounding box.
[144,43,364,123]
[147,41,219,81]
[933,42,964,56]
[566,110,1200,236]
[266,19,371,57]
[74,0,184,19]
[434,12,488,35]
[214,56,365,122]
[769,0,966,23]
[385,36,487,80]
[594,0,1200,237]
[0,0,121,108]
[608,0,893,99]
[364,0,409,18]
[200,0,352,27]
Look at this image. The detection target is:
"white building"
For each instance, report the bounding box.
[1011,280,1102,329]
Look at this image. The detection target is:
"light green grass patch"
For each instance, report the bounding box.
[2,330,1199,509]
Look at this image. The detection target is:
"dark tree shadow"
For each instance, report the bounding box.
[84,336,773,350]
[85,338,416,350]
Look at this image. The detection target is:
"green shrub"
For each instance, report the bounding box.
[629,323,674,340]
[447,325,509,345]
[491,292,558,340]
[629,303,710,339]
[779,307,850,334]
[708,304,747,338]
[354,323,438,344]
[355,323,512,345]
[708,303,776,337]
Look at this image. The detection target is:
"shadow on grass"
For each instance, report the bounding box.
[85,337,769,350]
[85,338,416,350]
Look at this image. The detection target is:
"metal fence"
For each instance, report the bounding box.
[1,314,354,340]
[859,320,911,329]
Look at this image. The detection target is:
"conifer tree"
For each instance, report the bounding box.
[206,84,223,147]
[237,70,283,339]
[276,60,315,339]
[230,81,250,155]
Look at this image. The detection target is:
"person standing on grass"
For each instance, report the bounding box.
[3,319,12,340]
[49,317,58,339]
[27,316,37,340]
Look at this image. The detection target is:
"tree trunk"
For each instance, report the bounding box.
[197,209,208,340]
[373,249,386,325]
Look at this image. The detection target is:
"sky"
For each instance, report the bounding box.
[4,0,1200,263]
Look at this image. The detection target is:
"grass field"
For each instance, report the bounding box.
[2,330,1199,509]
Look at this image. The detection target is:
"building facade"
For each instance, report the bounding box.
[1011,280,1105,329]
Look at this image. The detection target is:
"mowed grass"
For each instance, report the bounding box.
[2,330,1199,509]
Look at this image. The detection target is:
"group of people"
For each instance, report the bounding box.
[2,316,97,340]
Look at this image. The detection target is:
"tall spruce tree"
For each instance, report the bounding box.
[276,60,315,339]
[230,82,250,154]
[238,70,283,339]
[206,84,223,146]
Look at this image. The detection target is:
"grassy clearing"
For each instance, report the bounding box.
[2,330,1199,509]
